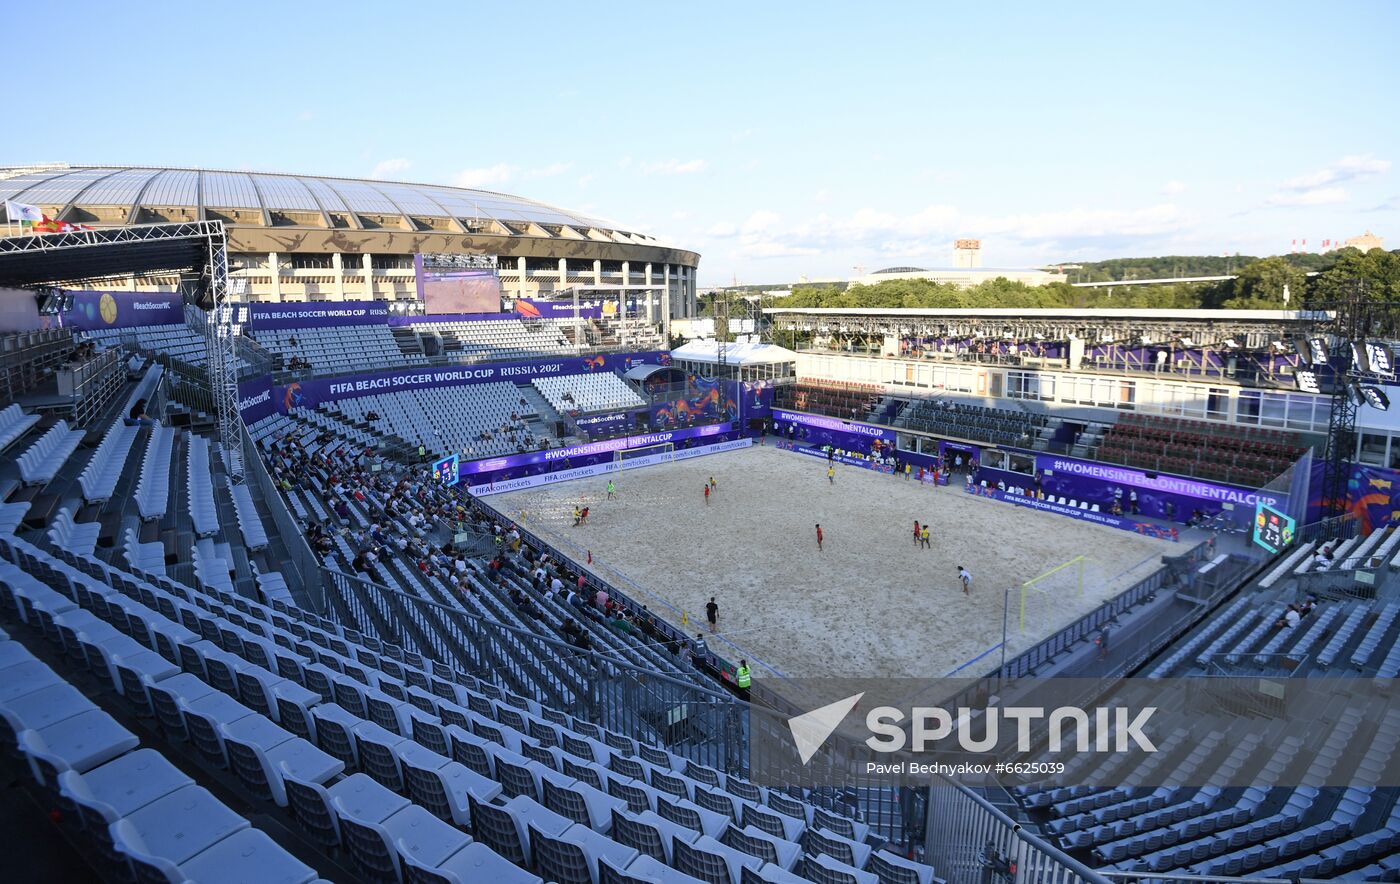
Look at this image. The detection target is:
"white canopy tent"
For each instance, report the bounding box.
[669,340,797,380]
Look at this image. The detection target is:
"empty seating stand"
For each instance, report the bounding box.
[135,427,176,521]
[186,436,219,538]
[79,421,139,504]
[17,420,85,486]
[533,373,645,414]
[0,403,40,452]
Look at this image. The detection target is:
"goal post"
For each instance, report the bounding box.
[1019,554,1087,633]
[613,441,676,473]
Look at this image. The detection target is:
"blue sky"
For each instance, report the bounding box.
[7,1,1398,283]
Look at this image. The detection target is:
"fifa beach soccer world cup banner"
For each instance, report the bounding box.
[61,290,183,330]
[274,351,670,413]
[246,300,390,330]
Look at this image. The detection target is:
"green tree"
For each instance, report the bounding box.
[1217,257,1310,308]
[1311,248,1400,302]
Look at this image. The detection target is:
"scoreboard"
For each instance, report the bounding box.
[1252,500,1296,554]
[432,454,460,486]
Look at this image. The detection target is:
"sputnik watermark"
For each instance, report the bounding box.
[788,693,1158,765]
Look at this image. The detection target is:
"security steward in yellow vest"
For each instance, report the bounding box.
[735,660,752,701]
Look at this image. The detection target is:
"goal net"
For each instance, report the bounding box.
[613,441,675,473]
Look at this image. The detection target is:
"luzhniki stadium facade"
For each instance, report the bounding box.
[0,164,700,318]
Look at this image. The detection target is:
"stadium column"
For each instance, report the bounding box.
[645,263,655,325]
[662,263,672,328]
[332,252,345,299]
[517,256,527,297]
[593,258,602,287]
[269,252,282,298]
[558,257,568,294]
[362,253,375,299]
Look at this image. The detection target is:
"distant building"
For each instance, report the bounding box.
[954,239,982,268]
[1344,230,1386,252]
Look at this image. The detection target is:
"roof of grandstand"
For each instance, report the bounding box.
[764,306,1324,321]
[0,164,661,243]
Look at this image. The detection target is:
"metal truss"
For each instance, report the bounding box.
[203,225,243,485]
[1310,286,1400,526]
[0,219,226,254]
[0,221,242,483]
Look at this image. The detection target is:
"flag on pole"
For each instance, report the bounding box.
[27,214,93,234]
[4,200,43,227]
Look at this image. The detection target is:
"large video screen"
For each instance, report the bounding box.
[1252,499,1296,554]
[415,254,502,314]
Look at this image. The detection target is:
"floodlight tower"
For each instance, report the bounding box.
[1310,282,1398,527]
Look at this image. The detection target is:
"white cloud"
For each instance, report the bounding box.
[453,164,516,188]
[525,162,571,179]
[740,241,821,258]
[370,158,412,179]
[577,173,596,188]
[671,210,692,221]
[730,129,753,143]
[641,159,707,176]
[741,210,780,234]
[714,201,1195,262]
[813,189,831,204]
[1264,186,1349,207]
[1161,180,1186,195]
[1283,154,1390,190]
[617,156,633,170]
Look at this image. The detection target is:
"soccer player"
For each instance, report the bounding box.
[606,479,616,500]
[815,524,824,551]
[703,484,711,505]
[827,465,835,484]
[958,565,972,594]
[913,520,921,546]
[709,476,717,492]
[573,506,581,527]
[706,596,719,633]
[921,525,931,548]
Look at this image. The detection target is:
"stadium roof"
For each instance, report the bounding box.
[0,163,653,240]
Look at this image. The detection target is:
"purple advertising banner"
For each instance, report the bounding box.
[1034,453,1282,509]
[967,484,1181,541]
[275,351,669,413]
[771,409,896,443]
[460,422,734,479]
[237,376,276,426]
[571,411,637,438]
[514,298,603,321]
[61,290,183,330]
[247,300,390,330]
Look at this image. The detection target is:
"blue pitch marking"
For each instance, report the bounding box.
[945,641,1004,677]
